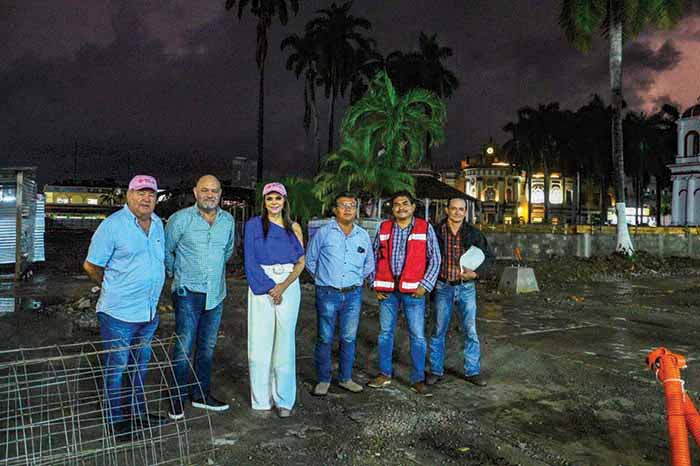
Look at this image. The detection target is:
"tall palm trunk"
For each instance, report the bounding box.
[425,134,432,170]
[308,77,322,174]
[328,86,337,154]
[256,60,266,181]
[610,17,634,254]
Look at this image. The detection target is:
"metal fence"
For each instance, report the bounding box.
[0,336,216,465]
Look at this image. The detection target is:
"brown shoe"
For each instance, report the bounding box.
[367,374,392,388]
[464,374,487,387]
[425,373,443,386]
[410,382,433,397]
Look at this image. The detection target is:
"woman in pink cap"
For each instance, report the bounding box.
[244,182,305,418]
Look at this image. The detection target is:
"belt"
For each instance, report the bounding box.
[329,285,359,293]
[439,279,463,286]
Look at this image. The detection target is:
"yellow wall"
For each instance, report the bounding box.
[45,191,103,205]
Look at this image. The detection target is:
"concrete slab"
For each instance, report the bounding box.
[499,266,540,293]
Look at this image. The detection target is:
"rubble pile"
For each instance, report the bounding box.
[532,251,700,289]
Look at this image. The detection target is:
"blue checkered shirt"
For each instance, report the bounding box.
[371,218,441,292]
[165,205,234,310]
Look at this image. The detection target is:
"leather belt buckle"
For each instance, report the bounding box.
[334,285,357,293]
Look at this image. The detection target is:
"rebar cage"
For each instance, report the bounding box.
[0,336,216,465]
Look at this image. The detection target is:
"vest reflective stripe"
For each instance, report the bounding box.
[373,218,429,293]
[372,280,395,289]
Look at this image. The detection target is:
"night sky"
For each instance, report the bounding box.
[3,0,700,186]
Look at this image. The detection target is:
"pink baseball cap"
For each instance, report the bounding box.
[262,182,287,197]
[128,175,158,191]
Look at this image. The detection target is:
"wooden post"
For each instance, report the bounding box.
[424,198,430,221]
[14,170,24,281]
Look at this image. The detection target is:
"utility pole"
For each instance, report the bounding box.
[73,142,78,180]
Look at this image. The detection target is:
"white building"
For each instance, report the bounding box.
[669,104,700,225]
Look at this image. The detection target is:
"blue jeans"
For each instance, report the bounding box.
[429,280,480,377]
[171,288,223,401]
[98,312,159,425]
[377,291,427,384]
[314,286,363,383]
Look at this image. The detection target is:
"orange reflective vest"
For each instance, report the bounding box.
[373,218,428,293]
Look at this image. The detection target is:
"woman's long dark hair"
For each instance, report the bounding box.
[261,193,294,239]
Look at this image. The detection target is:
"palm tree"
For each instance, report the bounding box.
[417,33,459,170]
[510,103,567,223]
[503,115,537,223]
[305,1,374,153]
[281,32,322,173]
[341,71,446,169]
[314,136,415,213]
[225,0,300,181]
[650,104,679,226]
[99,189,125,207]
[571,95,613,224]
[385,33,459,169]
[416,32,459,99]
[560,0,684,254]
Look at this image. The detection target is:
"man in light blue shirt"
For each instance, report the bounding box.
[305,192,374,396]
[165,175,234,419]
[83,174,167,439]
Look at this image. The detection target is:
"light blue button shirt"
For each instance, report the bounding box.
[165,205,234,310]
[305,220,374,288]
[87,205,165,323]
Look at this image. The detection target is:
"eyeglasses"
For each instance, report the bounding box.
[336,202,357,210]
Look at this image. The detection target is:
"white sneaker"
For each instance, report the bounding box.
[313,382,330,396]
[338,379,364,393]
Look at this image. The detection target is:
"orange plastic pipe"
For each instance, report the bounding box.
[646,348,691,466]
[683,394,700,447]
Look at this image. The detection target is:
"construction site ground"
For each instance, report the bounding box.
[2,230,700,465]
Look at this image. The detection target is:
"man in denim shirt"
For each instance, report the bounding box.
[305,193,374,396]
[165,175,234,419]
[83,175,167,439]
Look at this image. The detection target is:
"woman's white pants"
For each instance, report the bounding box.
[247,264,301,410]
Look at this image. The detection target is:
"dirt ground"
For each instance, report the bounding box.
[3,230,700,465]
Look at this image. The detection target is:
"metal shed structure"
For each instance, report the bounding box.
[0,167,45,280]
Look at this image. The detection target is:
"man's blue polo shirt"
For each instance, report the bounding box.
[305,220,374,289]
[87,205,165,323]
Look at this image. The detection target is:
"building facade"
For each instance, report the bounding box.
[669,104,700,225]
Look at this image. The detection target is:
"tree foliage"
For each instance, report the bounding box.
[341,71,446,168]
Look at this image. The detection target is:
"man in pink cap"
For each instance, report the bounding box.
[84,175,167,439]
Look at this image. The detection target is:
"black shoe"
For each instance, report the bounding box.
[425,373,443,386]
[192,394,229,412]
[136,413,169,428]
[464,374,487,387]
[168,399,185,420]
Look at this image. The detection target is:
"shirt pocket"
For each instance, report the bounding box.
[348,246,367,268]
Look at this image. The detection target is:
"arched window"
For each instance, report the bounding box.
[685,131,700,157]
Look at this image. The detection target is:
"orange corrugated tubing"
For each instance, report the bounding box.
[683,394,700,447]
[654,350,691,466]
